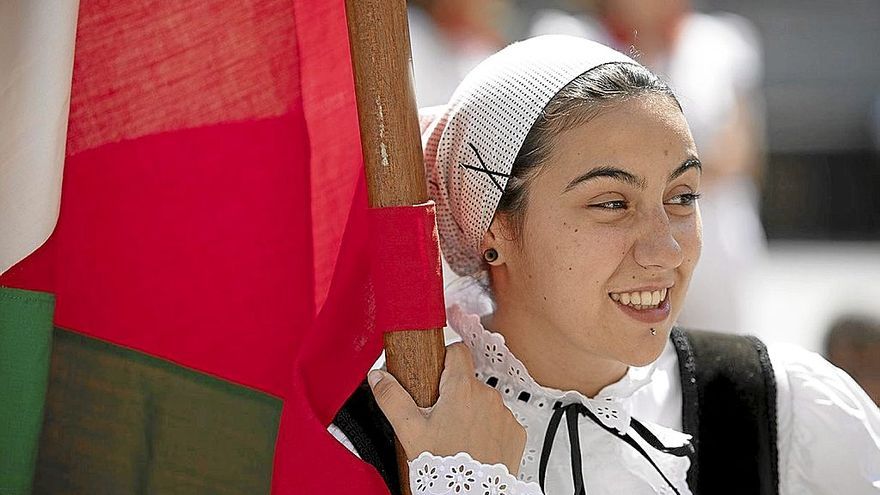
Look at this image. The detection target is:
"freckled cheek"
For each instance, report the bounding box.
[551,232,626,292]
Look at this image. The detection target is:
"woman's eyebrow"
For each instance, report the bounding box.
[563,166,647,193]
[668,157,702,182]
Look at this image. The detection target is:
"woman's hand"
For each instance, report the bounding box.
[368,342,527,475]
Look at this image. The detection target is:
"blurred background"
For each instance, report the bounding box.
[409,0,880,403]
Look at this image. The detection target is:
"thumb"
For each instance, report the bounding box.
[368,370,422,437]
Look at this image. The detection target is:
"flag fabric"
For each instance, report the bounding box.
[0,0,78,275]
[0,288,54,494]
[0,0,443,493]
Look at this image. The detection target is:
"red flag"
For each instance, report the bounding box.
[0,0,438,492]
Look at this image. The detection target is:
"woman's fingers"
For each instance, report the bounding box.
[367,344,526,473]
[439,342,476,393]
[446,342,476,374]
[368,370,422,438]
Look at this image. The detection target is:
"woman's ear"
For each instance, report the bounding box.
[480,214,515,266]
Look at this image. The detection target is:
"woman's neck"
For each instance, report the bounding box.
[483,307,628,398]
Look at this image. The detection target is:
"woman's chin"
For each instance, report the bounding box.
[627,350,664,368]
[619,327,671,367]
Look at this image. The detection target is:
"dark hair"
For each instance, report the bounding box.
[826,315,880,352]
[494,62,680,239]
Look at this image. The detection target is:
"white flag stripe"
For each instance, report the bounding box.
[0,1,79,275]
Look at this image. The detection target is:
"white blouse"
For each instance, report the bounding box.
[333,296,880,494]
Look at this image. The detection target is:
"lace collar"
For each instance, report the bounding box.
[447,297,661,434]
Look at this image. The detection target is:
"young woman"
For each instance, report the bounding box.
[332,35,880,495]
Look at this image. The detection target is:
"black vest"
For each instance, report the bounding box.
[333,328,779,495]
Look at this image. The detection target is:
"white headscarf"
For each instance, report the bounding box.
[419,35,638,276]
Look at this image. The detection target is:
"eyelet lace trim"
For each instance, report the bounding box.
[450,304,650,434]
[409,452,543,495]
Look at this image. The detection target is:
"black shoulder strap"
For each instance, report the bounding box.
[332,380,401,495]
[671,328,779,495]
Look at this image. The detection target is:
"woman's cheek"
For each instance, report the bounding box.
[574,230,630,283]
[672,212,701,257]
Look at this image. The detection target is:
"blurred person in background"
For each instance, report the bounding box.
[826,315,880,405]
[531,0,767,335]
[407,0,513,107]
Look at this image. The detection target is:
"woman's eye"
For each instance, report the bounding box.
[589,200,628,210]
[666,192,702,206]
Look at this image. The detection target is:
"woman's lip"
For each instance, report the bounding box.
[610,290,671,324]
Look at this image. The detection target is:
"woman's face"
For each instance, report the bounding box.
[489,94,701,366]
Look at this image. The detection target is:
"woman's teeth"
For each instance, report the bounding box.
[610,288,668,310]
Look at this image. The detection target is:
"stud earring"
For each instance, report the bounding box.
[483,248,499,263]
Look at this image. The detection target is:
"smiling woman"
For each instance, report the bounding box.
[485,90,702,387]
[331,36,880,495]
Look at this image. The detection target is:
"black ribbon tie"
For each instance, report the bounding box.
[538,401,694,495]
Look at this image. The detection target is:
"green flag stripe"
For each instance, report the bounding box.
[33,327,282,495]
[0,287,55,495]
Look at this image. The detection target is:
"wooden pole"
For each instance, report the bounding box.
[344,0,447,492]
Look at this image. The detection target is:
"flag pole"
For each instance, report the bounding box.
[344,0,447,491]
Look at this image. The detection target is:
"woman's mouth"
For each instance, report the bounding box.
[608,287,672,324]
[610,288,667,309]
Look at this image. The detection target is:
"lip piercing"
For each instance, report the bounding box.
[650,328,657,336]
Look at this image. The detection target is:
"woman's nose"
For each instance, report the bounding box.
[632,207,684,270]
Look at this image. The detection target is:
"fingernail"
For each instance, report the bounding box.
[367,370,384,387]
